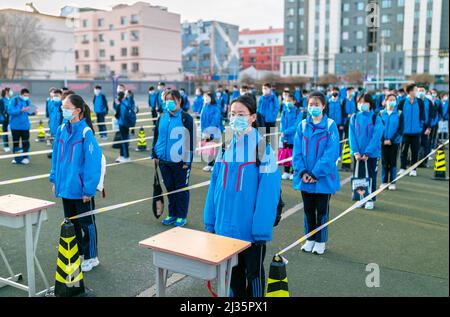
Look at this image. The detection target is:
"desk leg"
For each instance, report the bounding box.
[217,262,227,297]
[24,214,36,297]
[33,210,50,291]
[156,267,167,297]
[224,258,234,298]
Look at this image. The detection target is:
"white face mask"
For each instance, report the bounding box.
[204,96,211,104]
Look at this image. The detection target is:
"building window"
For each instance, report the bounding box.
[121,32,127,41]
[120,16,126,25]
[289,21,294,30]
[131,47,139,56]
[131,31,139,41]
[98,34,104,42]
[132,63,139,72]
[98,18,104,27]
[343,3,350,11]
[342,32,349,40]
[299,8,304,15]
[382,0,392,8]
[130,14,138,24]
[110,40,115,47]
[288,8,294,16]
[382,15,390,23]
[99,64,106,73]
[99,49,105,58]
[121,48,127,57]
[109,24,114,31]
[357,2,365,10]
[84,50,89,58]
[397,14,404,22]
[110,55,115,62]
[357,17,364,25]
[249,48,257,54]
[288,36,294,43]
[356,31,364,39]
[121,63,127,72]
[84,65,90,73]
[75,50,79,59]
[75,65,79,74]
[82,34,89,44]
[343,18,349,26]
[82,19,88,28]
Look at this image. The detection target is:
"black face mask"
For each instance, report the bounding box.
[332,93,339,98]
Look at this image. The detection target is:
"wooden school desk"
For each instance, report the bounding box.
[0,194,55,297]
[139,227,251,297]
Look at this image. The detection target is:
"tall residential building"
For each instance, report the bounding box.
[238,27,284,72]
[281,0,449,81]
[182,20,240,81]
[0,7,75,80]
[72,2,182,81]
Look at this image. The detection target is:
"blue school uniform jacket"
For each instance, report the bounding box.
[281,105,302,145]
[349,111,384,159]
[49,119,102,199]
[192,95,204,114]
[7,96,30,131]
[48,100,63,136]
[148,92,158,110]
[326,98,345,125]
[200,104,223,139]
[380,109,404,144]
[203,129,281,243]
[257,94,280,123]
[397,97,426,135]
[292,116,341,194]
[93,93,108,114]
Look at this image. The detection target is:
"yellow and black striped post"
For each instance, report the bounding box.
[341,143,352,171]
[37,121,46,142]
[432,150,449,181]
[54,219,86,297]
[266,256,289,297]
[136,127,148,151]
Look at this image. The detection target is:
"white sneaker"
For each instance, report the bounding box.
[81,257,99,272]
[301,240,315,253]
[388,184,397,191]
[409,170,417,177]
[11,159,17,164]
[289,174,294,181]
[203,165,213,172]
[4,147,11,153]
[281,172,290,180]
[115,156,124,163]
[312,242,326,255]
[119,157,131,163]
[398,169,407,176]
[21,158,30,165]
[365,201,375,210]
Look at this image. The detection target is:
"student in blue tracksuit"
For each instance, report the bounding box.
[180,88,190,112]
[397,84,427,177]
[294,86,302,104]
[192,88,204,119]
[200,92,224,172]
[7,88,32,165]
[397,89,407,104]
[416,86,435,168]
[440,93,449,141]
[326,87,346,141]
[380,94,404,191]
[257,83,280,135]
[292,91,341,255]
[45,87,56,120]
[280,93,302,180]
[151,90,194,228]
[430,89,442,149]
[0,87,12,152]
[148,86,158,118]
[216,85,227,119]
[49,94,102,272]
[114,91,135,163]
[349,93,384,210]
[342,87,357,138]
[47,89,63,159]
[231,85,240,103]
[155,82,167,114]
[204,94,281,297]
[93,85,108,140]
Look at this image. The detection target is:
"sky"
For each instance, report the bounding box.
[0,0,284,30]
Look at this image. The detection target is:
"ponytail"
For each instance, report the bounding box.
[83,103,95,134]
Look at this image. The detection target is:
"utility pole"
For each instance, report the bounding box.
[380,35,385,89]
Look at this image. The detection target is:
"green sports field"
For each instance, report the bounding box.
[0,109,448,297]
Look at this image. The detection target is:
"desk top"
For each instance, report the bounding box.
[139,227,251,265]
[0,195,55,217]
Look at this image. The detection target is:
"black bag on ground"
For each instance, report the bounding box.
[152,163,165,219]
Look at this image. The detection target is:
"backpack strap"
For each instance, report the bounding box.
[301,119,307,134]
[82,127,92,139]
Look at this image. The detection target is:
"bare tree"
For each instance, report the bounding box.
[407,73,436,86]
[317,74,339,87]
[345,71,364,85]
[0,13,53,79]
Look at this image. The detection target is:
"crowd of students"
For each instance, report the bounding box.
[0,81,448,297]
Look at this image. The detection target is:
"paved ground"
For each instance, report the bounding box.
[0,109,448,297]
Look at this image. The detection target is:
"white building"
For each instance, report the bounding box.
[0,7,76,80]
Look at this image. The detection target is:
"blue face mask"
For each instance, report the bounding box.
[230,116,250,134]
[62,108,75,121]
[166,100,177,112]
[417,92,426,99]
[387,101,396,109]
[53,97,61,103]
[358,103,370,112]
[285,102,294,110]
[21,96,29,102]
[308,106,322,117]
